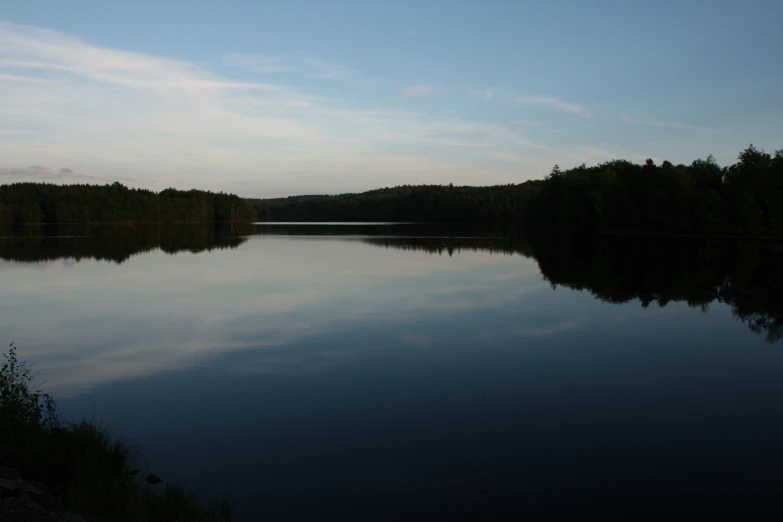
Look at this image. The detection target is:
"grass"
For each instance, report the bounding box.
[0,343,232,522]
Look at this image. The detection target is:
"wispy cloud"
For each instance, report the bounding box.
[520,318,585,336]
[0,73,51,82]
[620,114,721,133]
[490,152,525,164]
[469,87,500,100]
[0,22,282,94]
[401,334,431,347]
[223,52,361,81]
[515,95,589,116]
[0,21,633,194]
[402,83,434,98]
[0,165,121,182]
[468,88,590,116]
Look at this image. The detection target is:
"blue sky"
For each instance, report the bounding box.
[1,0,781,196]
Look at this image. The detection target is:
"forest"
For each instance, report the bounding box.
[251,182,539,224]
[3,145,781,236]
[253,145,783,237]
[0,182,256,224]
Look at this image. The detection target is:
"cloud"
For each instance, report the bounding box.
[402,84,433,98]
[0,21,632,194]
[221,54,299,74]
[467,87,503,100]
[515,96,589,116]
[0,23,283,94]
[481,88,498,99]
[620,114,721,133]
[0,165,118,182]
[519,318,586,336]
[469,88,590,117]
[400,334,431,347]
[490,152,525,164]
[223,53,361,81]
[0,73,51,82]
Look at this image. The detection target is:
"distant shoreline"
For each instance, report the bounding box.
[4,220,256,226]
[4,221,783,243]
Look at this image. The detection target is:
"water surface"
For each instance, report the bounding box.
[2,224,783,519]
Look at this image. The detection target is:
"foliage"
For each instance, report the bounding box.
[252,145,783,238]
[0,182,256,225]
[0,343,58,467]
[251,182,541,224]
[527,145,783,236]
[0,345,232,521]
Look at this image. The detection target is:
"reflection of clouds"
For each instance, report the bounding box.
[518,318,586,336]
[400,334,432,348]
[1,235,556,397]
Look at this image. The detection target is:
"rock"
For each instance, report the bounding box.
[0,477,19,492]
[145,473,163,485]
[0,468,86,522]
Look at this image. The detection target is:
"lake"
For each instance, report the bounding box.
[2,223,783,520]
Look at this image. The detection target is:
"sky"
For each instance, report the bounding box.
[1,0,781,197]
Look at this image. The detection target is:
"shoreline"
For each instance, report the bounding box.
[0,347,233,521]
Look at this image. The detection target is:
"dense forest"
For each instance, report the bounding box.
[530,145,783,236]
[3,145,781,235]
[0,182,256,224]
[253,145,783,237]
[252,182,538,224]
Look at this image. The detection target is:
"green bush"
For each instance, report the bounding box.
[0,344,232,522]
[0,342,57,470]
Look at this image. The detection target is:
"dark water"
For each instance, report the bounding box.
[2,223,783,520]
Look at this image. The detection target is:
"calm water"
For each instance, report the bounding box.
[2,223,783,519]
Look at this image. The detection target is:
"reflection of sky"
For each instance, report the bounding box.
[5,234,783,521]
[0,234,775,398]
[2,235,551,395]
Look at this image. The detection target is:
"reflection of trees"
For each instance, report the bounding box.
[362,236,535,258]
[362,233,783,344]
[4,222,782,344]
[528,236,783,343]
[0,223,251,264]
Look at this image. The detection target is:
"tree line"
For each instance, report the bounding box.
[530,145,783,236]
[251,182,539,224]
[253,145,783,237]
[0,182,257,224]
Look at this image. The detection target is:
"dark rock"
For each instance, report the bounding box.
[0,468,85,521]
[145,473,163,485]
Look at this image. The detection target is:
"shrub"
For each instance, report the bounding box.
[0,344,232,521]
[0,342,57,470]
